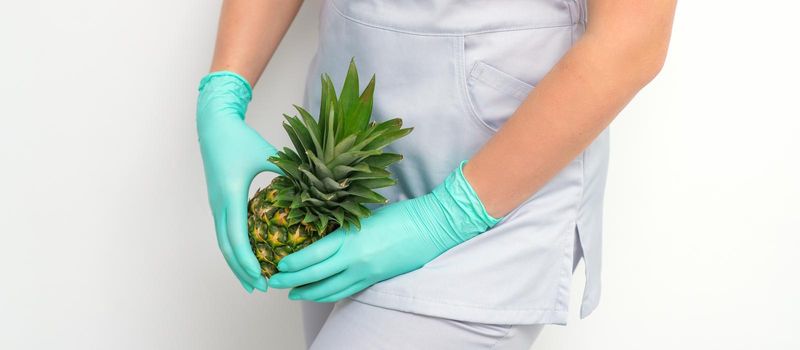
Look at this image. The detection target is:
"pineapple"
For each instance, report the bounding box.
[247,58,413,278]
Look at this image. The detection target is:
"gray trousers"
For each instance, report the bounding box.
[302,299,544,349]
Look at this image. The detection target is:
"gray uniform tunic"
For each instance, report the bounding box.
[300,0,607,325]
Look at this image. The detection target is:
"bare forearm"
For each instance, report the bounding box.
[210,0,304,88]
[464,0,676,218]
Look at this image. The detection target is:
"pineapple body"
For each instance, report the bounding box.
[247,58,412,278]
[247,176,338,277]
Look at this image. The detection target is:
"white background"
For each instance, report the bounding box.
[1,1,798,349]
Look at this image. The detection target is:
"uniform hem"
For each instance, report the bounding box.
[348,288,569,326]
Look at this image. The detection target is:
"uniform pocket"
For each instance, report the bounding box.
[465,60,535,132]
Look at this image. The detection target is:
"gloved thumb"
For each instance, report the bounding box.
[253,138,286,176]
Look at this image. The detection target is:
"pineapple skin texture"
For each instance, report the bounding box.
[247,176,339,278]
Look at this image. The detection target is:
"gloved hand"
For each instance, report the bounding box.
[266,160,503,302]
[196,71,284,293]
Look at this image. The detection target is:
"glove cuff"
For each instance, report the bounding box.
[198,71,253,97]
[197,71,253,120]
[425,160,503,249]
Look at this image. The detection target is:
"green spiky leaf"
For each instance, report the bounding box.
[363,153,403,168]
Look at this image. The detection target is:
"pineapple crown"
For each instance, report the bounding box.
[266,57,413,233]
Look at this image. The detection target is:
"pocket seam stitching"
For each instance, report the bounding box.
[456,37,498,136]
[469,61,535,101]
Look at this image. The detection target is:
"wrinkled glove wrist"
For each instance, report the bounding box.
[197,71,253,123]
[406,159,503,253]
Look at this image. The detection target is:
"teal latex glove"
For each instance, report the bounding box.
[267,160,503,302]
[196,71,284,293]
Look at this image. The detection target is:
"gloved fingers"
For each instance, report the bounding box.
[223,239,267,293]
[225,251,256,294]
[215,209,265,292]
[313,280,371,303]
[218,230,254,293]
[268,254,348,289]
[226,194,265,281]
[276,229,347,272]
[287,269,362,301]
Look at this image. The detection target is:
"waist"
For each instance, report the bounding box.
[328,0,583,35]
